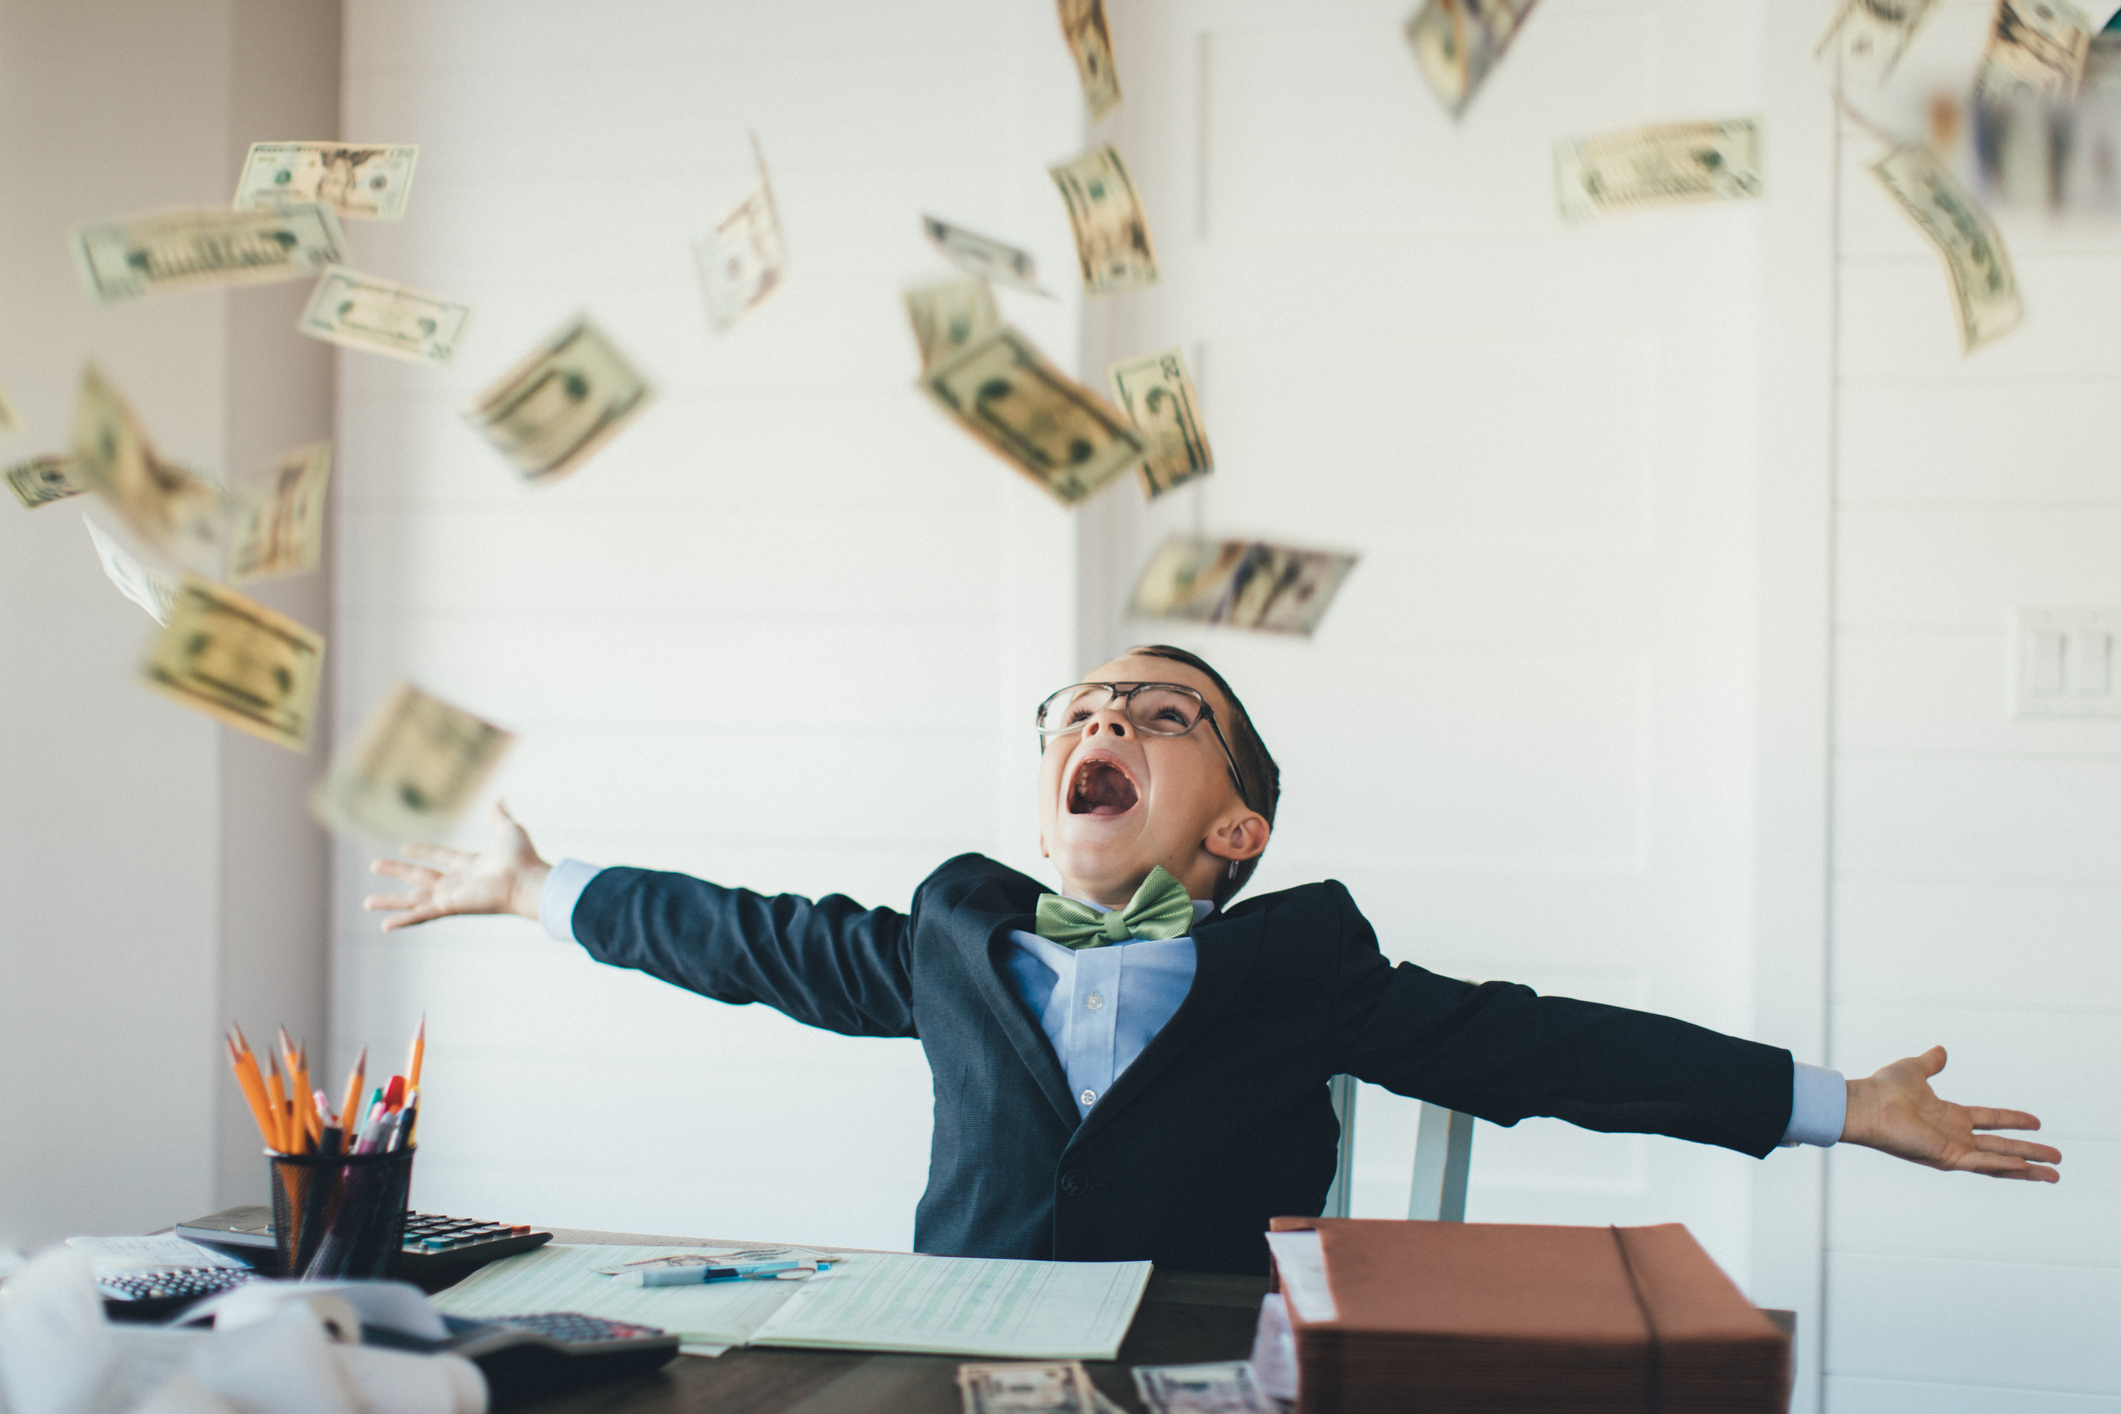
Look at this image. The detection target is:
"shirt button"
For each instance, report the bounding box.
[1080,1089,1098,1106]
[1085,993,1105,1010]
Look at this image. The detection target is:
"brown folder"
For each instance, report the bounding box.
[1268,1217,1790,1414]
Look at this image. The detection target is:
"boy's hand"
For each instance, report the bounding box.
[1841,1045,2061,1182]
[363,802,550,932]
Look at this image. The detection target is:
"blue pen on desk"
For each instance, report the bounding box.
[639,1258,814,1287]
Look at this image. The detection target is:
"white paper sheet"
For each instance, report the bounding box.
[1262,1230,1338,1322]
[748,1252,1152,1360]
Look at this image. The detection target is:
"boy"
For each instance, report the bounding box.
[367,645,2059,1276]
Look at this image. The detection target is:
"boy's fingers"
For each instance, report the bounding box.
[1965,1106,2042,1132]
[362,891,425,912]
[369,858,441,883]
[378,905,443,932]
[1972,1134,2062,1163]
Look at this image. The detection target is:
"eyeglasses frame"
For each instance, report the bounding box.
[1035,680,1256,812]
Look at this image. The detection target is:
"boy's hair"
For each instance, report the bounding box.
[1125,643,1281,905]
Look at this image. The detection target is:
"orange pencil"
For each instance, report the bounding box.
[229,1030,276,1146]
[225,1035,277,1145]
[405,1014,426,1093]
[265,1055,290,1152]
[337,1047,368,1154]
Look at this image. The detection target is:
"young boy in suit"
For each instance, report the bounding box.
[367,644,2059,1276]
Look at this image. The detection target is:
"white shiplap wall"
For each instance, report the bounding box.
[1825,3,2121,1409]
[332,0,1084,1250]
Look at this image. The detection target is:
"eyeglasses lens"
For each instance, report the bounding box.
[1037,684,1205,737]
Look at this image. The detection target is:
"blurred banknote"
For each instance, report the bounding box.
[465,315,654,484]
[1106,348,1211,498]
[696,135,788,334]
[228,441,331,584]
[0,382,16,436]
[923,215,1049,296]
[233,142,420,220]
[921,323,1143,505]
[6,455,85,510]
[298,266,472,363]
[1976,0,2091,107]
[1133,1363,1277,1414]
[72,365,231,576]
[1130,537,1357,637]
[957,1362,1098,1414]
[84,514,179,625]
[1554,118,1763,222]
[1815,0,1940,89]
[1870,144,2023,352]
[311,681,515,842]
[905,277,1000,370]
[142,578,325,751]
[1048,145,1158,296]
[1057,0,1122,119]
[71,204,348,303]
[1405,0,1540,118]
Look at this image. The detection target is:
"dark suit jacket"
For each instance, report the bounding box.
[571,853,1792,1276]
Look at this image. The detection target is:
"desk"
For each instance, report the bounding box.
[461,1229,1267,1414]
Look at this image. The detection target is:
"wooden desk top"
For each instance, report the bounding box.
[480,1229,1268,1414]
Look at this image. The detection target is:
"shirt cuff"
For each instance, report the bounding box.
[539,859,604,946]
[1779,1061,1847,1147]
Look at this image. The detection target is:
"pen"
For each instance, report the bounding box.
[640,1259,808,1287]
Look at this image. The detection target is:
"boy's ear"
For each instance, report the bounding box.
[1204,809,1270,863]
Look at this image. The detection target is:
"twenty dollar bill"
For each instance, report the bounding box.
[923,215,1049,296]
[71,204,348,303]
[464,315,654,484]
[1554,118,1763,222]
[696,135,788,334]
[1815,0,1940,89]
[72,365,230,576]
[228,441,332,584]
[6,456,85,510]
[142,578,325,751]
[1975,0,2091,106]
[1057,0,1122,120]
[922,324,1143,506]
[298,266,472,363]
[312,681,515,843]
[1405,0,1540,118]
[1870,144,2023,353]
[905,277,1000,371]
[1106,348,1212,498]
[958,1362,1099,1414]
[234,142,420,220]
[1048,145,1159,296]
[1131,537,1357,637]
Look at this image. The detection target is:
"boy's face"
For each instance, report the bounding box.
[1036,653,1269,907]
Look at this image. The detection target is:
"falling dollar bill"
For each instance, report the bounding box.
[957,1362,1099,1414]
[1057,0,1122,120]
[311,681,515,842]
[233,142,420,220]
[1976,0,2092,107]
[921,323,1143,506]
[1130,537,1358,637]
[1815,0,1940,89]
[297,266,473,364]
[71,204,348,303]
[905,277,1000,370]
[696,135,788,334]
[1404,0,1540,119]
[1133,1362,1279,1414]
[1048,145,1159,296]
[922,215,1050,296]
[84,514,180,625]
[464,315,655,484]
[5,455,84,510]
[228,441,331,584]
[1870,144,2023,353]
[1553,118,1763,223]
[142,578,325,751]
[71,365,231,576]
[1106,348,1212,499]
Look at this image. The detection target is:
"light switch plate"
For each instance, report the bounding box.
[2010,607,2121,717]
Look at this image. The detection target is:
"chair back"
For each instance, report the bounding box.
[1321,1076,1474,1223]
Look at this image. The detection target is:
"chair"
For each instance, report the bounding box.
[1321,1074,1474,1222]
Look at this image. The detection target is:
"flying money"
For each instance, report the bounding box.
[1048,145,1159,296]
[957,1362,1099,1414]
[1815,0,1940,89]
[464,315,655,484]
[84,514,179,625]
[233,142,420,220]
[71,204,348,303]
[71,365,231,576]
[5,456,84,510]
[1553,118,1763,223]
[1130,537,1358,637]
[905,277,1000,371]
[0,382,16,437]
[922,215,1050,296]
[228,442,331,585]
[297,266,473,364]
[1106,348,1212,499]
[921,323,1143,506]
[1870,144,2023,353]
[696,135,788,334]
[1975,0,2092,107]
[311,681,515,843]
[1132,1363,1278,1414]
[1404,0,1540,118]
[1057,0,1122,120]
[142,578,325,751]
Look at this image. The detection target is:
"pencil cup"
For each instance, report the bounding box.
[269,1146,416,1279]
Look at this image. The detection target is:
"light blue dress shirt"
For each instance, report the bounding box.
[539,861,1845,1144]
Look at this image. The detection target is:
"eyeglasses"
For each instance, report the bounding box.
[1034,682,1254,810]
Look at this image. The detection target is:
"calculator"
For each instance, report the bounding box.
[368,1311,680,1407]
[98,1267,259,1322]
[177,1205,553,1288]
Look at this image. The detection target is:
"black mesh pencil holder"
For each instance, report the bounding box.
[270,1146,416,1279]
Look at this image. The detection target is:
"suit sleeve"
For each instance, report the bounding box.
[1323,885,1793,1158]
[568,867,917,1039]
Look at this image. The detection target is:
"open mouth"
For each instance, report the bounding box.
[1067,754,1141,816]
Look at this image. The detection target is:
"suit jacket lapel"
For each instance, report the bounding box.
[1065,907,1264,1149]
[949,872,1081,1131]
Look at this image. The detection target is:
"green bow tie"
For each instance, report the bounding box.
[1034,866,1197,949]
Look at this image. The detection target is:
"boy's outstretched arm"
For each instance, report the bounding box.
[364,802,549,930]
[1842,1045,2060,1182]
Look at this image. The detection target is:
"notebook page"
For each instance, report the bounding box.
[429,1244,801,1354]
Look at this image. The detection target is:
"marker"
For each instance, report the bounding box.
[639,1259,811,1287]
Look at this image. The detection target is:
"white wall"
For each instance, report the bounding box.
[331,0,1082,1250]
[0,0,336,1252]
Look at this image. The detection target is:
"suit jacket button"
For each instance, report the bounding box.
[1060,1169,1090,1197]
